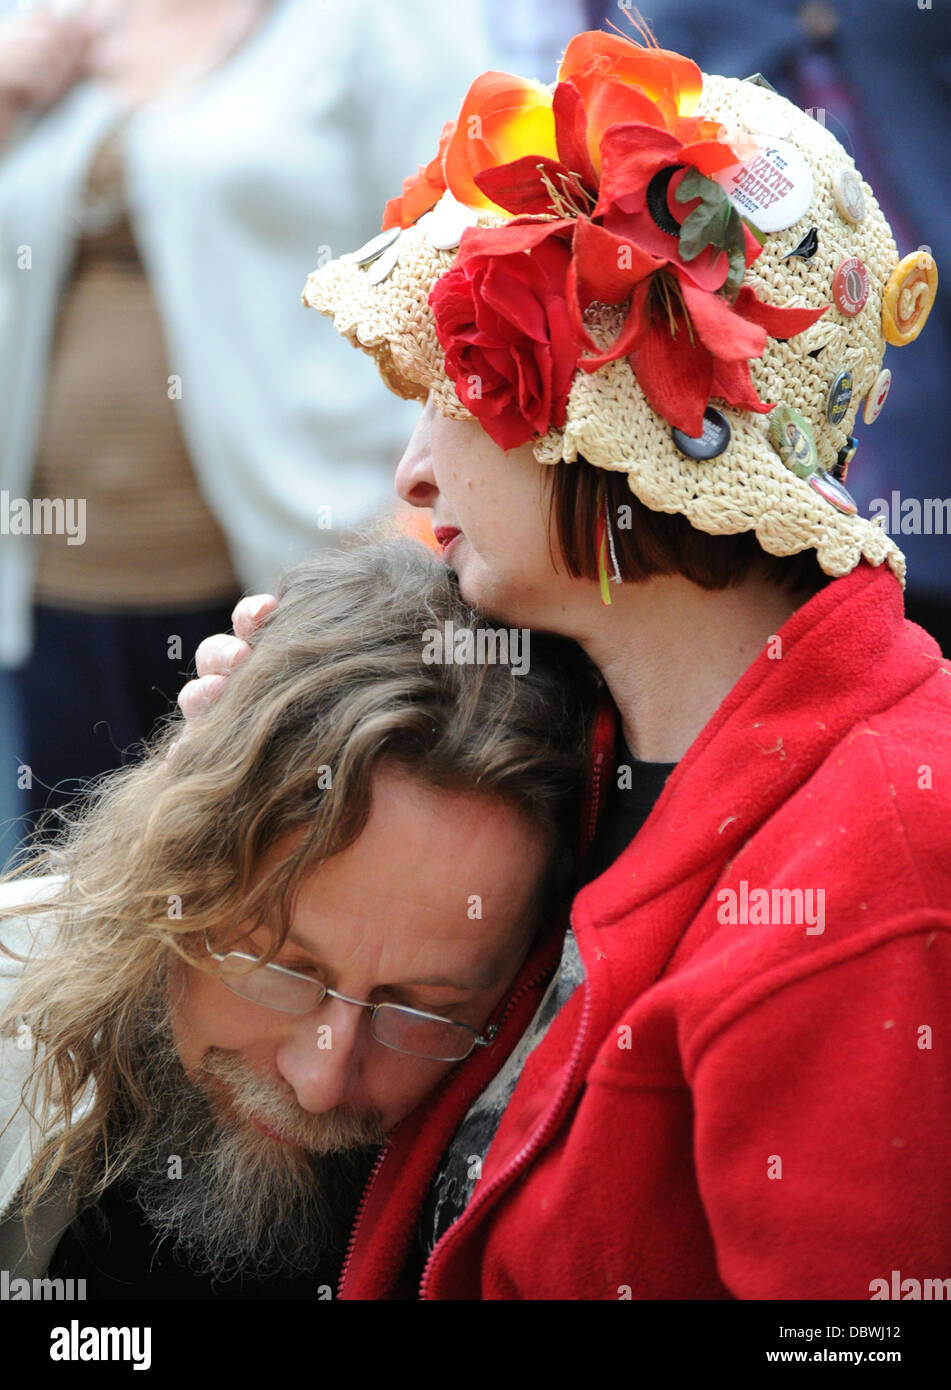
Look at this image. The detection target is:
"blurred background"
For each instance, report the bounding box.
[1,0,947,867]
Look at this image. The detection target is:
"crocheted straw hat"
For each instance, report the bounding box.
[303,31,939,586]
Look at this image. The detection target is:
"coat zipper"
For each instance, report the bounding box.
[335,1137,392,1297]
[417,705,612,1298]
[418,938,593,1300]
[587,749,606,849]
[577,695,615,864]
[336,955,558,1299]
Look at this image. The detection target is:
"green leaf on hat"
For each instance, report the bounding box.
[675,168,749,297]
[741,216,766,246]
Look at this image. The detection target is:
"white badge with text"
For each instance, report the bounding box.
[717,137,814,234]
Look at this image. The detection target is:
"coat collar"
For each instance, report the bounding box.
[574,562,937,931]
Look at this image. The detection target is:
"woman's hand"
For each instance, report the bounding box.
[176,594,277,719]
[0,10,92,118]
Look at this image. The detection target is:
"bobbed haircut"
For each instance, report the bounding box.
[548,458,833,596]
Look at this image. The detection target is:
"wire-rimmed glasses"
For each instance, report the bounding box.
[203,933,500,1063]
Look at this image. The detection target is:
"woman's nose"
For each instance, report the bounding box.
[394,408,439,508]
[273,998,366,1116]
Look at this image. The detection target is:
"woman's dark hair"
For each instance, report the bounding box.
[548,457,832,596]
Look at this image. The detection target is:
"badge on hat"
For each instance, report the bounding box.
[832,167,866,225]
[717,137,814,234]
[671,408,732,460]
[832,257,869,316]
[783,227,819,262]
[808,471,858,515]
[833,436,858,482]
[825,369,853,425]
[768,405,819,476]
[862,368,891,424]
[416,193,481,252]
[350,226,404,285]
[352,227,401,266]
[768,406,857,515]
[882,250,938,345]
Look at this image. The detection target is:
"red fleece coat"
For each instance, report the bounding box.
[338,562,951,1300]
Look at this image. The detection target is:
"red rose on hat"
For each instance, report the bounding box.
[429,220,578,450]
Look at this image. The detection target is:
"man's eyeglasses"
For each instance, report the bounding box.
[203,934,500,1063]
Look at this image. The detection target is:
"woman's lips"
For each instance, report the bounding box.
[433,526,462,558]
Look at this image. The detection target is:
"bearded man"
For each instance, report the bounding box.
[0,540,594,1299]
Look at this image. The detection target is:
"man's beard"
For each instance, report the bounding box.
[107,995,384,1284]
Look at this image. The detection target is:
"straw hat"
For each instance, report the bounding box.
[303,31,939,585]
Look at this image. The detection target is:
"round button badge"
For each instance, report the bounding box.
[718,136,815,234]
[809,470,858,516]
[825,368,853,425]
[832,167,866,225]
[417,193,481,251]
[862,368,892,425]
[882,250,938,346]
[832,258,869,317]
[671,407,732,460]
[365,237,403,285]
[352,226,402,266]
[768,405,819,477]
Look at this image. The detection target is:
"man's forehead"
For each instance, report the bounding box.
[247,769,548,980]
[290,773,543,910]
[280,885,527,987]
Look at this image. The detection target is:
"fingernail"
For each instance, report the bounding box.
[221,639,243,668]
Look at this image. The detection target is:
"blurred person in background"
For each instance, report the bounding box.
[581,0,951,653]
[0,0,485,855]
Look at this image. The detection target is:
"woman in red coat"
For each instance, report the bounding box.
[188,29,951,1300]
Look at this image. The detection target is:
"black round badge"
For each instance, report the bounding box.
[671,407,732,460]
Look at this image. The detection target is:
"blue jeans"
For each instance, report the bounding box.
[10,598,239,845]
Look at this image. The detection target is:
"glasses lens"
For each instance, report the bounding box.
[372,1005,476,1062]
[218,954,322,1014]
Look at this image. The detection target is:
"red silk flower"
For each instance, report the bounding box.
[428,221,578,450]
[384,30,829,442]
[472,32,751,223]
[627,283,827,436]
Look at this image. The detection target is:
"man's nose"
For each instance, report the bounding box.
[274,998,367,1115]
[394,411,438,508]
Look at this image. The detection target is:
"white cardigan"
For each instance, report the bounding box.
[0,875,77,1281]
[0,0,487,665]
